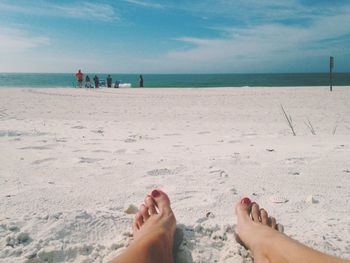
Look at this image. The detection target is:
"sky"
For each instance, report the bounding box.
[0,0,350,73]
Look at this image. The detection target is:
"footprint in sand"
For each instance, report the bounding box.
[0,108,8,118]
[128,134,158,141]
[71,125,86,129]
[0,130,23,137]
[55,138,67,143]
[335,144,349,150]
[198,131,211,135]
[20,145,54,150]
[146,166,186,176]
[124,138,137,143]
[79,157,103,163]
[31,158,56,165]
[210,169,229,178]
[229,187,238,195]
[91,129,104,135]
[285,157,307,165]
[172,144,184,148]
[147,168,174,176]
[288,171,301,176]
[164,133,181,136]
[228,140,241,144]
[92,150,111,153]
[115,149,127,154]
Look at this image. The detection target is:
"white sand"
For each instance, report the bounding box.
[0,87,350,262]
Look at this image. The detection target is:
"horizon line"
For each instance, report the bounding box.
[0,71,349,75]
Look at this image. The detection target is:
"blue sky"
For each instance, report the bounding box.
[0,0,349,73]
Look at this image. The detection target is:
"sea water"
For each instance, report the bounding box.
[0,73,349,88]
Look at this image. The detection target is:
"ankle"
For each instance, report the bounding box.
[146,230,173,263]
[246,224,275,257]
[115,230,174,263]
[136,229,174,262]
[152,229,174,251]
[250,226,288,263]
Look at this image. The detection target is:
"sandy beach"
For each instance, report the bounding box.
[1,87,350,262]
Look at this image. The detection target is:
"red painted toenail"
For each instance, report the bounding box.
[151,190,160,198]
[241,197,251,205]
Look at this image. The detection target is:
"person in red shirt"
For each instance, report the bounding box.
[75,69,83,88]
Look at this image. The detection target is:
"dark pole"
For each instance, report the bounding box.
[330,56,334,92]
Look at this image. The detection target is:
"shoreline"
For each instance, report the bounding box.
[1,72,350,89]
[0,85,349,89]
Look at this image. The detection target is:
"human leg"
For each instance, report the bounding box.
[235,198,349,263]
[110,189,176,263]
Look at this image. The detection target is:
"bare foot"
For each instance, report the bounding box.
[235,198,282,263]
[111,189,176,263]
[132,189,176,262]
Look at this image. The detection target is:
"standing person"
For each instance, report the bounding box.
[85,75,91,88]
[139,74,144,87]
[107,75,112,88]
[93,75,99,89]
[75,69,83,88]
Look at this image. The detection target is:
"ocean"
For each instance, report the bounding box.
[0,73,349,88]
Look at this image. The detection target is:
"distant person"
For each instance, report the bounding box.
[85,75,91,88]
[114,80,120,88]
[75,69,83,88]
[93,75,99,89]
[139,74,144,87]
[107,75,112,88]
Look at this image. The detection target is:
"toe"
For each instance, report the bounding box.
[150,189,171,214]
[140,204,150,221]
[251,202,260,222]
[145,196,157,215]
[133,212,144,234]
[270,217,277,229]
[132,220,139,233]
[276,223,284,233]
[260,208,268,225]
[235,198,252,222]
[135,211,144,228]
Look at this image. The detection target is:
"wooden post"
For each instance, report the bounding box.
[330,56,334,92]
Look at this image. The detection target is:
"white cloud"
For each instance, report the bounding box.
[54,2,118,22]
[0,27,50,52]
[123,0,164,9]
[1,0,349,73]
[167,0,342,26]
[0,1,118,22]
[142,6,350,73]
